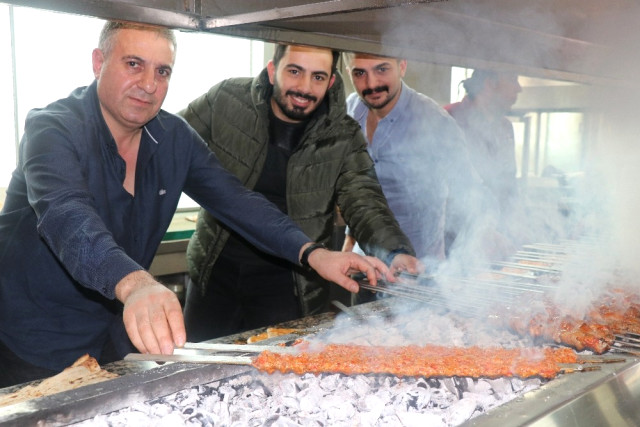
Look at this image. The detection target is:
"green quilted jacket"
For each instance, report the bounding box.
[179,69,414,316]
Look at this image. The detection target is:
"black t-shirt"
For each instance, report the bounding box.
[213,109,308,285]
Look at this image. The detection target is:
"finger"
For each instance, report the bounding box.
[165,300,186,349]
[148,303,175,355]
[123,309,146,354]
[365,256,391,279]
[336,275,360,293]
[359,261,380,286]
[137,306,162,355]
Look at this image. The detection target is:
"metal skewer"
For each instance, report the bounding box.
[181,342,296,353]
[491,261,562,274]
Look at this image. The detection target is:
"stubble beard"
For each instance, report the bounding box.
[272,80,318,122]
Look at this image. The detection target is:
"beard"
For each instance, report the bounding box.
[271,80,319,122]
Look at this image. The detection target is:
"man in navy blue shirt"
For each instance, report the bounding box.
[0,21,392,388]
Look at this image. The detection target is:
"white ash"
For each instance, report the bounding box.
[73,371,541,427]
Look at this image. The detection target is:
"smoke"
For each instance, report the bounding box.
[345,2,640,323]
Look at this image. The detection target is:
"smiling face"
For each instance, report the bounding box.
[347,53,407,117]
[92,27,175,136]
[267,45,336,123]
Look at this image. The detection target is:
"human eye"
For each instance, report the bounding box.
[352,70,364,78]
[313,74,326,82]
[376,66,389,74]
[158,67,172,79]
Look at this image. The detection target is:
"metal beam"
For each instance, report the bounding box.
[201,0,439,29]
[3,0,201,30]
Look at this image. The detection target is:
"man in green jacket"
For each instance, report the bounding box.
[179,44,421,341]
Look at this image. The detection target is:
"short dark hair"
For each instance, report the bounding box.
[99,20,177,58]
[461,69,499,100]
[272,43,340,75]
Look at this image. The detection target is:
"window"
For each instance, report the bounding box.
[0,5,264,208]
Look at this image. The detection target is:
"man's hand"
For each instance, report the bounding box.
[389,254,425,276]
[304,247,394,293]
[115,270,186,355]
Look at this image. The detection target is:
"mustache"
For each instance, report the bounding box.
[286,90,317,103]
[362,85,389,96]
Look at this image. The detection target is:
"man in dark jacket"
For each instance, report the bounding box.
[180,44,421,341]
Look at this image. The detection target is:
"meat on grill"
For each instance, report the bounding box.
[252,343,577,379]
[497,286,640,354]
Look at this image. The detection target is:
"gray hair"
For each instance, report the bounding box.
[98,20,177,58]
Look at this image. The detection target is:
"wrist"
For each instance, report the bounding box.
[300,242,327,269]
[385,248,409,266]
[115,270,151,302]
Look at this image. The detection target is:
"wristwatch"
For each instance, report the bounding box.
[300,242,326,269]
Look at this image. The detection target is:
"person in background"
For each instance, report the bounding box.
[179,44,422,342]
[341,52,504,270]
[444,70,522,222]
[0,23,393,388]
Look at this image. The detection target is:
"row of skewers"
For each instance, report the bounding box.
[126,340,620,380]
[125,241,638,380]
[359,241,640,356]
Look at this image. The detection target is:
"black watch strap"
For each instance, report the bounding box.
[300,243,326,269]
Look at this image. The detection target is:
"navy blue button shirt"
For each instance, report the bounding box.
[0,81,309,370]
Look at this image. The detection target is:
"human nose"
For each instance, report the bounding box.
[139,69,157,93]
[365,73,377,89]
[297,74,313,93]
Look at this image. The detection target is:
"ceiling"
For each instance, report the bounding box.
[5,0,639,85]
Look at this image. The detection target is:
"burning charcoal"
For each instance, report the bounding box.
[205,400,231,424]
[263,415,300,426]
[510,377,541,393]
[357,409,384,426]
[396,410,447,427]
[149,402,175,418]
[447,397,478,425]
[462,392,499,412]
[379,374,401,389]
[426,378,441,388]
[298,385,325,413]
[453,377,471,394]
[186,412,211,425]
[196,384,216,397]
[430,388,458,409]
[319,395,356,421]
[280,395,301,411]
[358,394,384,417]
[397,391,419,410]
[343,375,371,398]
[487,378,512,399]
[442,377,463,399]
[415,378,430,389]
[218,384,238,402]
[409,387,432,410]
[469,379,492,394]
[318,373,342,390]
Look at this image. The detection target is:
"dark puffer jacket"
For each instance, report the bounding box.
[179,69,414,316]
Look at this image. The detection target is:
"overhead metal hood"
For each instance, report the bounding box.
[4,1,639,84]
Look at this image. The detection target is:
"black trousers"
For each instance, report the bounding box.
[183,261,300,343]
